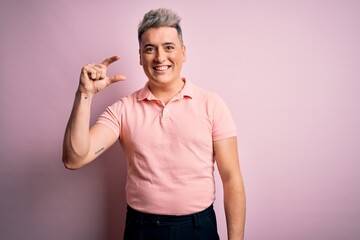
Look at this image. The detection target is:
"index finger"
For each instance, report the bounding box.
[101,55,120,67]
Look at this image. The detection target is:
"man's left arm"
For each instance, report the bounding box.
[214,136,246,240]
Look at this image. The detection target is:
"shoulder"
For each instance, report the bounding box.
[190,82,227,106]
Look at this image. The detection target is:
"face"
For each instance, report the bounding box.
[139,27,186,87]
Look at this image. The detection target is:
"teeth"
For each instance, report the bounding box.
[154,66,169,71]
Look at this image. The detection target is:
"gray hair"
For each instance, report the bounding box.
[138,8,183,45]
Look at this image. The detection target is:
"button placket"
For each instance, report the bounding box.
[162,107,170,119]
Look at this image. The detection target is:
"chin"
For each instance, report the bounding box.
[151,75,173,83]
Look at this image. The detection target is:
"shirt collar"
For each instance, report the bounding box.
[137,77,194,101]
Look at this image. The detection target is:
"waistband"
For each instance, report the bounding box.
[126,204,215,227]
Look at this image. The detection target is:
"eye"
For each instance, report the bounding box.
[164,45,175,51]
[144,47,155,54]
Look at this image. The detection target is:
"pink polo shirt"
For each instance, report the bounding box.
[96,79,237,215]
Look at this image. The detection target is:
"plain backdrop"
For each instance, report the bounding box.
[1,0,359,239]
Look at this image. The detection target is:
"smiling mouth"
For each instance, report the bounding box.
[153,66,170,71]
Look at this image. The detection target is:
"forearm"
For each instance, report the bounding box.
[62,91,94,169]
[223,176,246,240]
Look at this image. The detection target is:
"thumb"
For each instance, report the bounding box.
[108,74,127,83]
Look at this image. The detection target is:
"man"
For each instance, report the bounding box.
[63,8,245,240]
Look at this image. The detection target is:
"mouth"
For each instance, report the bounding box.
[153,65,171,71]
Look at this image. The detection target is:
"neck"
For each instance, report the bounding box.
[148,78,185,104]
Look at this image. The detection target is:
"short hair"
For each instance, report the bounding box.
[138,8,183,46]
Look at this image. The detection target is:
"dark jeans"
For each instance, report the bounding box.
[124,204,220,240]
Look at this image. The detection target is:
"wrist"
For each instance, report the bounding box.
[76,89,95,100]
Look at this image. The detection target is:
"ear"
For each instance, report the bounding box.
[139,49,143,66]
[182,45,187,62]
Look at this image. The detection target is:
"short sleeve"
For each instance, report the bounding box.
[211,94,237,141]
[96,100,122,137]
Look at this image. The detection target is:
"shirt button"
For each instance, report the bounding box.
[162,108,170,119]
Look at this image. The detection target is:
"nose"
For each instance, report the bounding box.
[155,49,166,63]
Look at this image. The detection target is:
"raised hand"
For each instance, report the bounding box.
[79,55,126,95]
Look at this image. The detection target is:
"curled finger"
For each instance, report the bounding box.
[92,65,104,80]
[95,64,107,79]
[83,65,98,80]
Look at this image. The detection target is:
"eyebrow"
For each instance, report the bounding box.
[163,42,175,46]
[143,43,155,48]
[143,42,176,48]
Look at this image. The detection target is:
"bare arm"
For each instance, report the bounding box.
[214,136,246,240]
[62,56,126,169]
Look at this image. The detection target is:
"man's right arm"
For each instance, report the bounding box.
[62,55,126,169]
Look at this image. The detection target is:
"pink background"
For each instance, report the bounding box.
[1,0,360,239]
